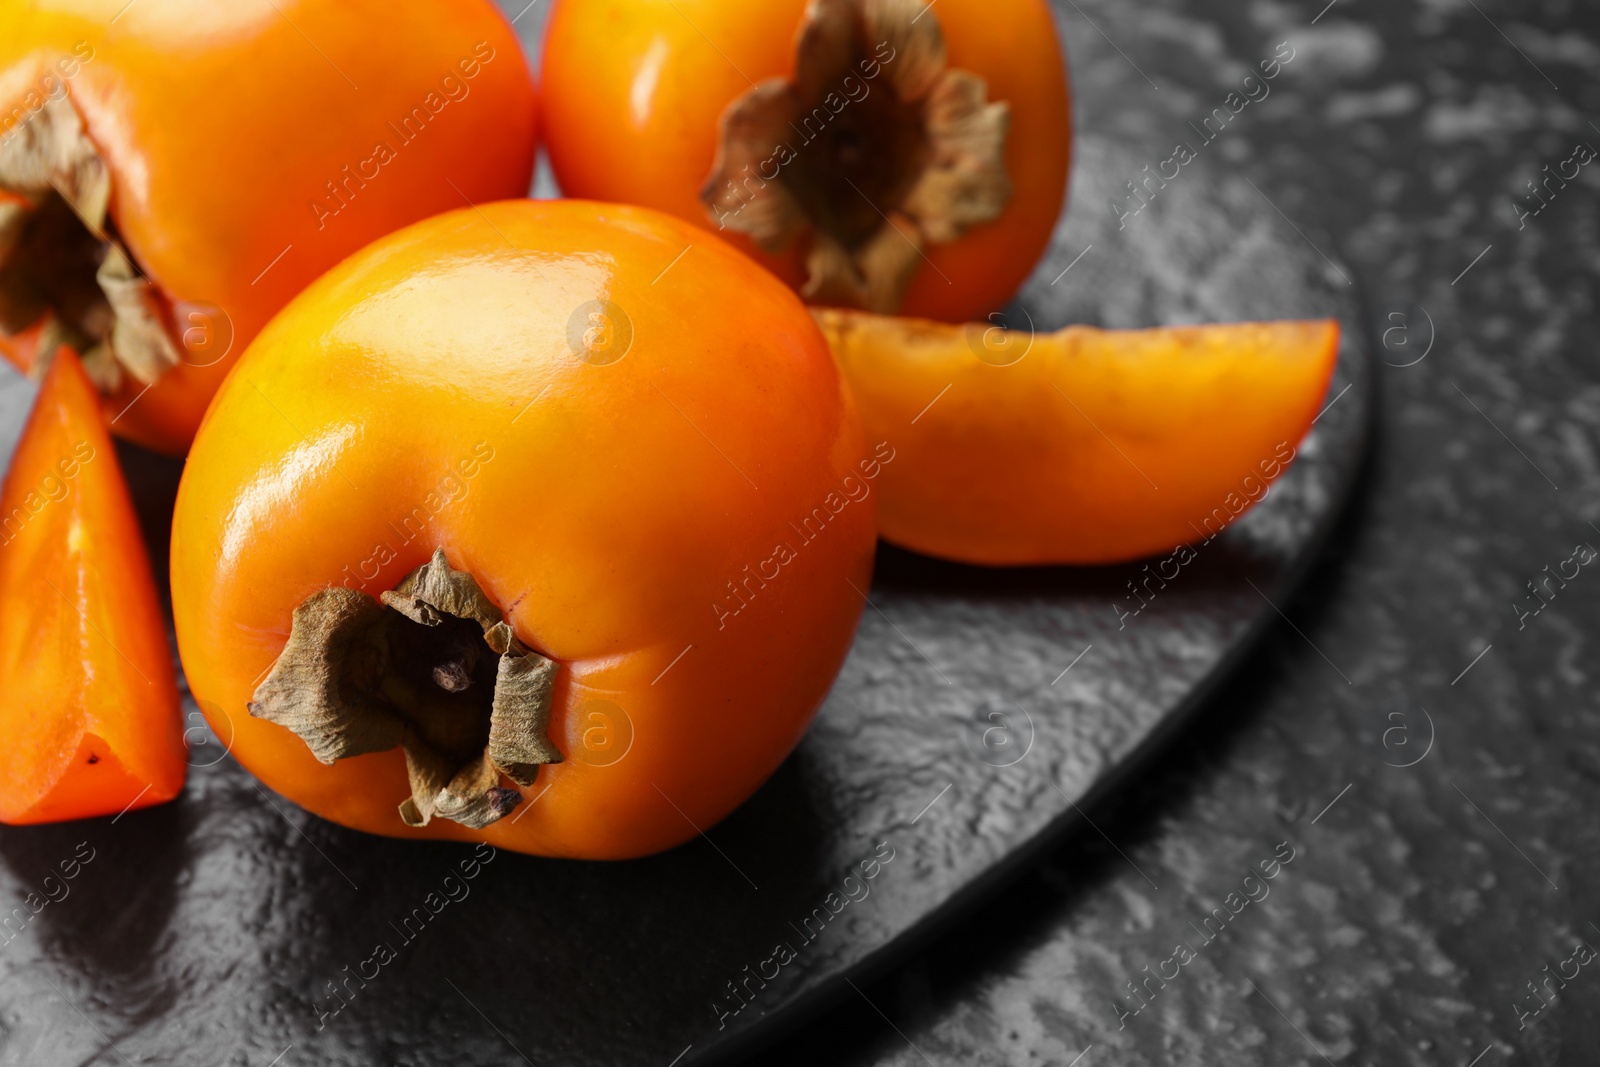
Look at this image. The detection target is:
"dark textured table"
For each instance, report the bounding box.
[733,0,1600,1064]
[0,1,1590,1065]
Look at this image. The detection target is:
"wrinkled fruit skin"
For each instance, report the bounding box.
[170,199,877,860]
[0,0,537,454]
[539,0,1071,324]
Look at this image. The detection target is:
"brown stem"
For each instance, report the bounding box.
[431,628,482,693]
[249,548,562,830]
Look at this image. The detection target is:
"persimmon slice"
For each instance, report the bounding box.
[0,349,183,823]
[813,309,1341,565]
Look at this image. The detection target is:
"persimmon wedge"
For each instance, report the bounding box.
[0,348,183,823]
[813,309,1341,565]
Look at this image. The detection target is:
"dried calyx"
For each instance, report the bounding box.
[249,548,563,830]
[0,96,179,393]
[701,0,1011,314]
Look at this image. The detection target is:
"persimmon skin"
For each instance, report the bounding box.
[171,200,876,860]
[0,0,537,455]
[0,349,183,824]
[813,310,1341,566]
[539,0,1071,323]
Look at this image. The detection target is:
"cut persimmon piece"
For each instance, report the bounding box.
[813,309,1341,565]
[0,349,184,823]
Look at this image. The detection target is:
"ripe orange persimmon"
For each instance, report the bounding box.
[0,0,536,455]
[171,200,877,859]
[813,309,1341,565]
[0,347,183,824]
[541,0,1070,322]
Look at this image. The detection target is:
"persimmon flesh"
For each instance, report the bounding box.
[171,200,877,859]
[0,348,184,824]
[813,309,1341,565]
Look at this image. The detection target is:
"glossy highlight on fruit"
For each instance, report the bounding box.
[171,199,877,859]
[0,348,183,824]
[540,0,1070,323]
[813,308,1341,565]
[0,0,537,454]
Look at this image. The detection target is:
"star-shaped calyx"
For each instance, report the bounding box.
[701,0,1012,313]
[0,96,181,392]
[249,548,562,830]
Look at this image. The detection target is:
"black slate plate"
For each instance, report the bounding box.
[0,44,1370,1067]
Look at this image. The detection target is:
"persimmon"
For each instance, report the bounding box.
[170,199,877,859]
[0,347,183,824]
[0,0,536,455]
[540,0,1070,322]
[812,309,1341,565]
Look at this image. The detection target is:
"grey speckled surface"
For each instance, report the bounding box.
[0,0,1575,1063]
[760,0,1600,1065]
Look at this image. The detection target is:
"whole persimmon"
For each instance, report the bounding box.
[540,0,1071,322]
[0,0,536,455]
[171,199,878,859]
